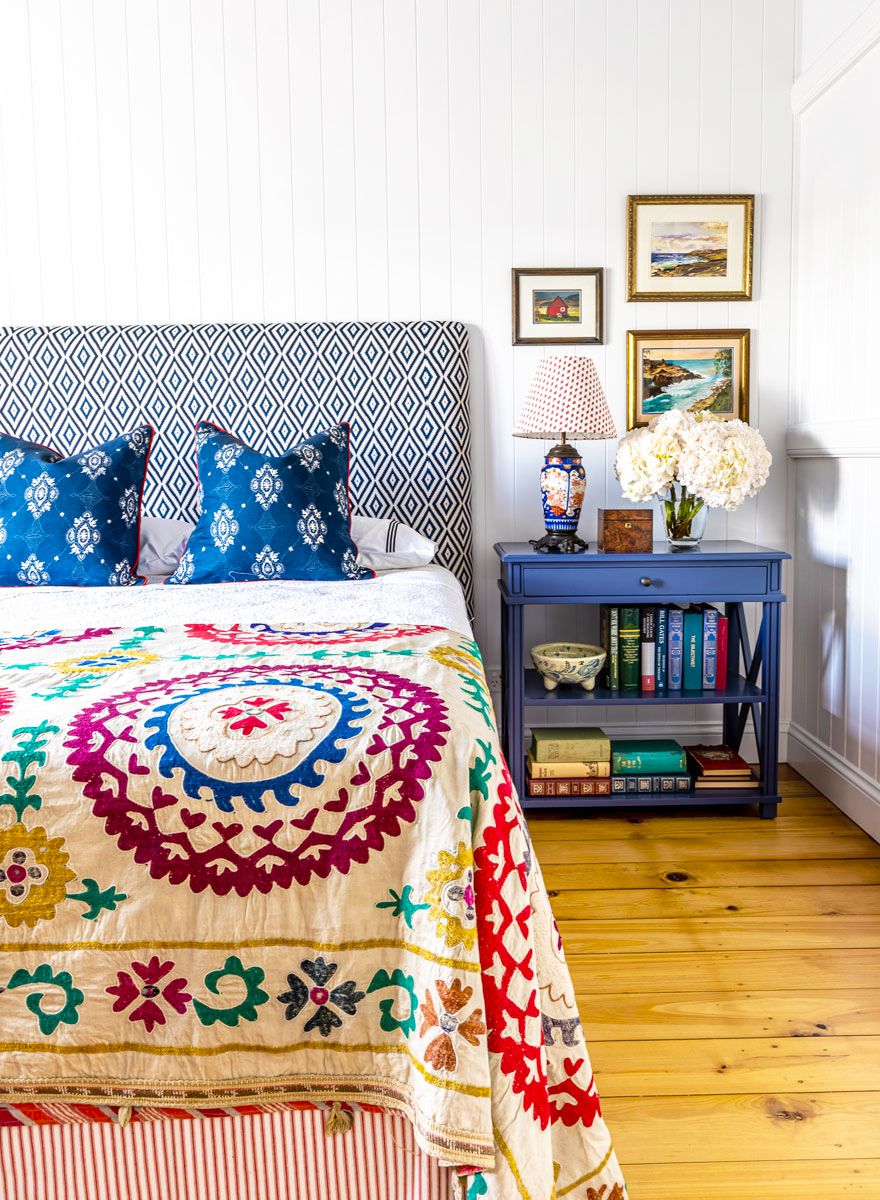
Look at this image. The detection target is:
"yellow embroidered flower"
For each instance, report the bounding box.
[428,644,483,682]
[424,842,477,950]
[0,823,75,928]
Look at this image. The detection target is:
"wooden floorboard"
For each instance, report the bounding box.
[533,767,880,1199]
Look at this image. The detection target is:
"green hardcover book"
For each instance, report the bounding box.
[531,726,611,763]
[618,606,640,691]
[599,604,620,689]
[682,606,704,690]
[611,738,687,774]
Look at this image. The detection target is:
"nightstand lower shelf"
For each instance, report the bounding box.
[524,669,767,705]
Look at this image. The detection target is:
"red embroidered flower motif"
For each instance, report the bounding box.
[419,978,486,1072]
[107,957,192,1032]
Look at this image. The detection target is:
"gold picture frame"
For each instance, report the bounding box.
[626,194,754,302]
[626,328,750,429]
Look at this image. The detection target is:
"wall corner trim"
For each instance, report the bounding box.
[788,722,880,843]
[792,0,880,114]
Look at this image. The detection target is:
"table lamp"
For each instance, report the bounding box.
[513,355,617,553]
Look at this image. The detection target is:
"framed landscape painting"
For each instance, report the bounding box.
[512,268,604,345]
[627,195,754,301]
[626,329,750,429]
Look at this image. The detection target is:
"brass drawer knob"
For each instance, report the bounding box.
[640,576,653,587]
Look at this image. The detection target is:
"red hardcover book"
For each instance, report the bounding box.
[716,615,729,690]
[640,607,656,692]
[685,744,752,776]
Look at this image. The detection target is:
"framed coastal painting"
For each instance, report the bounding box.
[626,329,750,429]
[626,195,754,301]
[512,268,604,345]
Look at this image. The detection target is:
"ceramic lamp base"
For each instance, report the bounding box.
[535,440,587,554]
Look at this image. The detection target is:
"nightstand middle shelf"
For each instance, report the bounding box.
[524,669,767,706]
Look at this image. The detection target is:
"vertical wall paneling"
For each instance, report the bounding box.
[788,14,880,837]
[190,0,233,317]
[0,0,798,748]
[254,0,295,320]
[351,0,390,321]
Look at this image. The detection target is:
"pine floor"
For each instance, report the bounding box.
[529,766,880,1199]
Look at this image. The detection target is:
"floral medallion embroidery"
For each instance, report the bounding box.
[24,471,58,519]
[118,486,139,528]
[0,516,6,549]
[340,549,360,578]
[0,824,75,928]
[419,978,486,1072]
[210,503,239,553]
[214,442,243,472]
[0,448,24,483]
[77,448,110,480]
[297,504,327,550]
[107,957,192,1032]
[173,549,195,583]
[277,957,365,1036]
[17,554,49,585]
[295,443,321,473]
[333,478,349,517]
[252,545,284,580]
[66,513,100,560]
[108,560,135,586]
[66,663,449,895]
[250,464,282,509]
[127,427,151,455]
[424,843,477,950]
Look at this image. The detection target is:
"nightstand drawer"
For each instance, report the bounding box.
[521,561,770,599]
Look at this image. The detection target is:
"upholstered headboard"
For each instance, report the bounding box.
[0,321,473,607]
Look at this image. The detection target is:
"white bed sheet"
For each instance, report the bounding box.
[0,564,472,639]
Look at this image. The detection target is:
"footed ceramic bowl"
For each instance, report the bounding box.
[530,642,607,692]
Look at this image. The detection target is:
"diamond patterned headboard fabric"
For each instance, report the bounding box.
[0,322,473,609]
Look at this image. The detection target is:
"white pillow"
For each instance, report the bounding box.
[138,514,435,576]
[138,516,193,578]
[350,515,436,570]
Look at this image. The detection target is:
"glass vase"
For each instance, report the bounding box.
[656,485,707,550]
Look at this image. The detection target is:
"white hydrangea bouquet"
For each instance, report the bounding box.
[615,409,772,548]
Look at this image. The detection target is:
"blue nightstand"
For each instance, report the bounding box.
[495,540,790,818]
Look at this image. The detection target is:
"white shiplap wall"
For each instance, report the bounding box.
[787,2,880,836]
[0,0,797,716]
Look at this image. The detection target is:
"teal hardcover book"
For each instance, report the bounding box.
[611,738,687,774]
[682,607,703,690]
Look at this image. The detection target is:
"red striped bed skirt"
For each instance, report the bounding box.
[0,1107,458,1200]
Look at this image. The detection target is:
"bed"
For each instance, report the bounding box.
[0,323,625,1200]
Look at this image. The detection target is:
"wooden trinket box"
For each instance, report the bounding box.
[597,508,653,553]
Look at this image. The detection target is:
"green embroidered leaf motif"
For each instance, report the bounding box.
[469,740,496,805]
[7,963,84,1035]
[367,968,418,1037]
[375,885,430,930]
[194,955,269,1028]
[466,1174,488,1199]
[67,878,128,920]
[0,722,59,820]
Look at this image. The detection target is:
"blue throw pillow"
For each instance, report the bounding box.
[166,422,373,585]
[0,427,153,587]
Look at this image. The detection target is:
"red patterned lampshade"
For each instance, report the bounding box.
[513,355,616,440]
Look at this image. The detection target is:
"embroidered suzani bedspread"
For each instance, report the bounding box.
[0,620,625,1199]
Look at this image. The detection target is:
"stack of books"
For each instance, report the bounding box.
[600,604,729,693]
[610,738,692,794]
[686,744,758,790]
[525,726,611,797]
